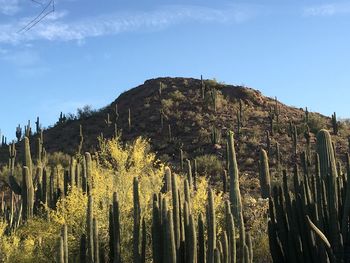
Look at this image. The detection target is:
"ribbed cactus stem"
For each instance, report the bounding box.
[110,192,121,263]
[316,130,341,253]
[93,218,100,263]
[259,149,271,198]
[187,159,193,188]
[133,177,141,263]
[61,224,68,263]
[80,234,87,263]
[85,152,92,190]
[198,213,206,263]
[171,173,180,252]
[227,131,243,227]
[87,195,94,263]
[163,167,172,193]
[207,188,216,263]
[141,217,146,263]
[23,137,32,174]
[58,236,65,263]
[166,210,177,263]
[187,214,197,263]
[152,196,161,263]
[228,212,236,263]
[70,157,76,187]
[222,232,229,263]
[22,166,34,221]
[214,248,221,263]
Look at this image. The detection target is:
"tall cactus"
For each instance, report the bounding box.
[198,213,206,263]
[316,129,341,254]
[61,224,68,263]
[171,173,181,253]
[109,192,121,263]
[133,177,141,263]
[87,195,94,263]
[207,188,216,263]
[93,218,100,263]
[166,210,177,263]
[227,131,243,227]
[152,195,162,263]
[259,149,271,198]
[22,166,34,221]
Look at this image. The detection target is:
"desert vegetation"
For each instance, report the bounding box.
[0,77,348,262]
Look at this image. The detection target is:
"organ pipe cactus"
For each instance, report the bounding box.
[268,129,350,262]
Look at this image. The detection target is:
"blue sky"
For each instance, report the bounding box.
[0,0,349,140]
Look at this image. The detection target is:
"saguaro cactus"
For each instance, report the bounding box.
[22,166,34,221]
[259,148,271,198]
[227,131,243,226]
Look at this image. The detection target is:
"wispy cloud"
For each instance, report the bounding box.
[0,0,19,15]
[303,2,350,17]
[0,4,258,44]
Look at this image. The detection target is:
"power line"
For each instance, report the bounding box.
[17,0,55,34]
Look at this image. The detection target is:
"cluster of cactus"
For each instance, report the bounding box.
[58,112,67,124]
[268,129,350,262]
[6,134,91,231]
[47,130,251,263]
[0,115,254,263]
[1,135,7,147]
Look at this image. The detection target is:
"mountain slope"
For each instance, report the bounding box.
[2,77,349,191]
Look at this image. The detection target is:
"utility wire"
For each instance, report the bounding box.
[31,0,44,7]
[17,0,55,33]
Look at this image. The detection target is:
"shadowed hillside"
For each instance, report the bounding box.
[2,77,349,191]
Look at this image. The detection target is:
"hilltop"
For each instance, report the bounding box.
[2,77,349,193]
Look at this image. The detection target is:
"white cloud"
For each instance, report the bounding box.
[0,0,19,15]
[304,3,350,17]
[0,4,258,44]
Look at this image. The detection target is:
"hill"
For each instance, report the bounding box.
[2,77,349,194]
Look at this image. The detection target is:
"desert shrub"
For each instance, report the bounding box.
[76,105,95,119]
[169,90,185,101]
[161,98,174,115]
[307,113,327,134]
[46,152,71,168]
[196,154,223,179]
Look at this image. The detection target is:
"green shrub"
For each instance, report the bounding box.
[195,154,223,180]
[307,113,327,134]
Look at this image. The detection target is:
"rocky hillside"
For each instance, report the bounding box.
[2,77,349,193]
